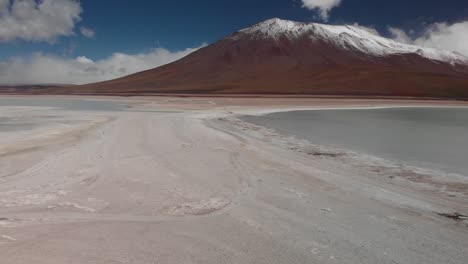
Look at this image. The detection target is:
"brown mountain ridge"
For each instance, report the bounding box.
[24,19,468,98]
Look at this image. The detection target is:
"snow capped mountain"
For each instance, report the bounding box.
[229,18,468,65]
[46,18,468,99]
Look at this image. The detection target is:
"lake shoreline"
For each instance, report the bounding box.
[238,107,468,177]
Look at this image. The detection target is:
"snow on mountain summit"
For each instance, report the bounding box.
[229,18,468,65]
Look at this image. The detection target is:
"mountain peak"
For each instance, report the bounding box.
[232,18,310,40]
[260,17,287,24]
[228,18,467,65]
[255,17,299,28]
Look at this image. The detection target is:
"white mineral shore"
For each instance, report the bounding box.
[0,96,467,264]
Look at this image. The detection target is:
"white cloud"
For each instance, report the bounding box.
[388,27,413,44]
[389,21,468,57]
[80,27,95,38]
[0,0,82,42]
[0,45,205,85]
[301,0,342,21]
[75,56,93,64]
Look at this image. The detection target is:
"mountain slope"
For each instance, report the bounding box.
[64,18,468,98]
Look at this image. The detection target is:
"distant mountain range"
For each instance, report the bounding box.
[5,19,468,98]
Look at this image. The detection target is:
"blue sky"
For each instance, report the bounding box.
[0,0,467,84]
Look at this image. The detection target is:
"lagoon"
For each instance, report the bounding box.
[242,107,468,177]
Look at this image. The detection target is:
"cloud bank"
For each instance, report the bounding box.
[301,0,342,21]
[0,0,82,43]
[0,45,205,85]
[389,21,468,57]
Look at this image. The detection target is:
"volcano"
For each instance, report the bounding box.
[62,19,468,98]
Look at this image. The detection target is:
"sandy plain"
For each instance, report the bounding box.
[0,96,467,264]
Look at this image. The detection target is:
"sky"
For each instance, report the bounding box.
[0,0,467,85]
